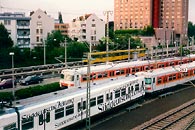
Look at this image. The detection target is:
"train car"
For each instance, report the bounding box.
[60,54,195,88]
[0,74,145,130]
[82,48,146,64]
[136,61,195,93]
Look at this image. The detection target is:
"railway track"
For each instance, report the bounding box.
[132,99,195,130]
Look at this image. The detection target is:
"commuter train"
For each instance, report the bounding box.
[60,54,195,88]
[1,61,195,130]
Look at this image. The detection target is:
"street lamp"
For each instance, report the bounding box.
[43,39,46,65]
[9,52,15,104]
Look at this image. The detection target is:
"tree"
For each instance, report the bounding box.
[67,41,88,61]
[142,25,155,36]
[188,21,195,37]
[58,12,63,24]
[0,23,13,49]
[46,30,65,48]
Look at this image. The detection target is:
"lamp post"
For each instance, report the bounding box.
[64,38,67,67]
[43,39,46,65]
[9,52,15,104]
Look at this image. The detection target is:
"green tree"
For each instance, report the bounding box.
[0,23,13,49]
[46,30,65,48]
[58,12,63,24]
[142,25,155,36]
[67,42,88,61]
[188,21,195,37]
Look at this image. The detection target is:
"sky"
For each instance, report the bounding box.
[1,0,195,23]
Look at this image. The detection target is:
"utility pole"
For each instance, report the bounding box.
[128,38,130,62]
[86,40,92,130]
[64,38,67,67]
[43,39,46,65]
[103,10,113,63]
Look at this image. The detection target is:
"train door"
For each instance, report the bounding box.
[74,74,80,87]
[105,90,113,104]
[35,111,51,130]
[77,98,85,120]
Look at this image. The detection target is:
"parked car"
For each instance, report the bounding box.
[0,79,16,89]
[19,75,43,85]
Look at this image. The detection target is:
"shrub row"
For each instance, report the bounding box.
[0,82,60,102]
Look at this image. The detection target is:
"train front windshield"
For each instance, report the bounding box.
[61,74,74,81]
[145,78,152,85]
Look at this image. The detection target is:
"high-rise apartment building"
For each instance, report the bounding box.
[0,12,31,48]
[114,0,153,30]
[114,0,189,44]
[154,0,189,43]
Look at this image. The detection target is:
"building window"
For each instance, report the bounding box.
[36,36,39,42]
[92,24,96,27]
[40,29,43,34]
[4,20,11,25]
[36,29,39,34]
[37,21,42,27]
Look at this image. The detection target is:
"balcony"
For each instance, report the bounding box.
[17,35,30,39]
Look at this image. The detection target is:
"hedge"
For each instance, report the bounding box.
[0,82,60,102]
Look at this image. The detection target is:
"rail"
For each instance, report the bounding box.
[132,99,195,130]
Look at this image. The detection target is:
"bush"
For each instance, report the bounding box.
[0,92,13,102]
[15,82,60,99]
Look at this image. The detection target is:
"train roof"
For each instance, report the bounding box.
[61,54,195,74]
[136,61,195,77]
[0,74,144,117]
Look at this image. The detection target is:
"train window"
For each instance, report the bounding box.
[121,70,125,74]
[135,84,139,91]
[90,98,96,107]
[55,107,64,120]
[110,71,114,77]
[103,72,108,77]
[173,74,176,80]
[60,74,64,79]
[3,123,16,130]
[116,70,120,75]
[98,73,103,78]
[97,95,104,104]
[46,112,50,123]
[66,104,74,116]
[115,90,120,98]
[78,102,82,112]
[136,68,139,72]
[168,75,173,81]
[145,66,149,70]
[110,92,113,100]
[128,87,131,94]
[82,75,87,81]
[132,68,135,73]
[39,114,44,125]
[106,93,109,101]
[157,78,162,84]
[22,116,34,129]
[121,88,126,96]
[145,78,151,85]
[153,78,155,83]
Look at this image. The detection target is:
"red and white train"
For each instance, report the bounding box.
[1,61,195,130]
[60,54,195,88]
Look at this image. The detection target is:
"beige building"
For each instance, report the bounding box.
[30,9,54,48]
[114,0,153,30]
[54,23,69,36]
